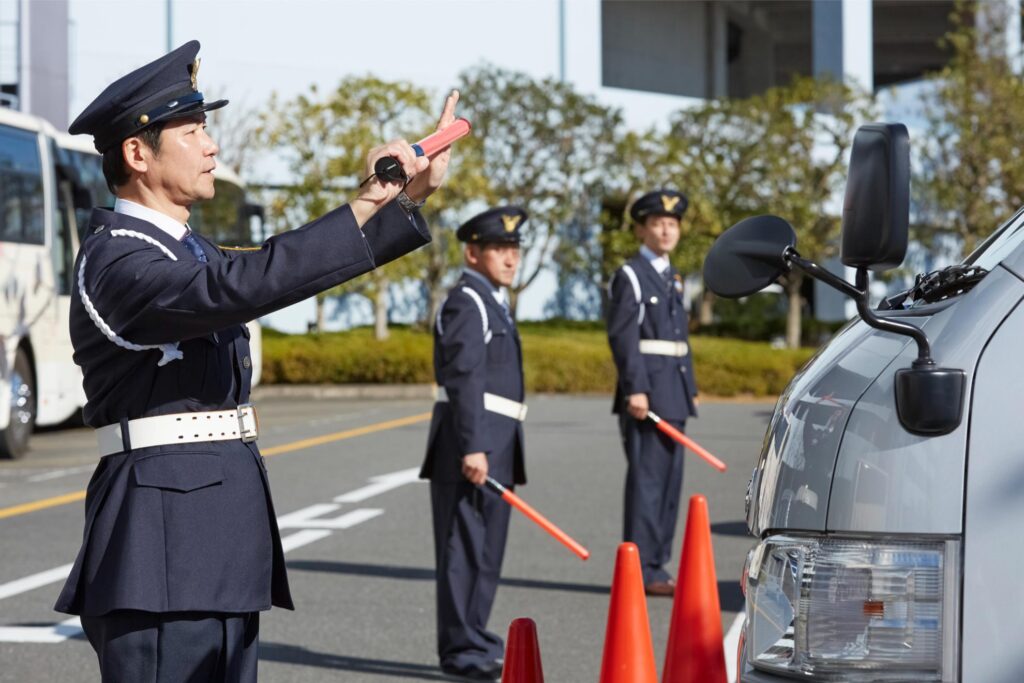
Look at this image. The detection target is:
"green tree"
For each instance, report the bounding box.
[255,76,435,338]
[456,64,623,317]
[604,77,872,348]
[918,0,1024,255]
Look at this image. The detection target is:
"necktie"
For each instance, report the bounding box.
[499,298,514,326]
[181,229,208,263]
[662,268,674,291]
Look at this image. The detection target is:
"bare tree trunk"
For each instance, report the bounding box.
[699,289,715,327]
[315,296,325,333]
[427,285,445,331]
[786,276,803,349]
[509,289,519,320]
[375,278,390,341]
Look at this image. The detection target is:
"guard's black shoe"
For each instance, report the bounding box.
[440,660,503,681]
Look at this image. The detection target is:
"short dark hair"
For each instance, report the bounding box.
[101,122,166,194]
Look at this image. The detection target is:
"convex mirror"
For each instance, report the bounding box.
[703,215,796,298]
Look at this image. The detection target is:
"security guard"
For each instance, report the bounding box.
[54,41,460,681]
[420,207,528,681]
[606,190,698,597]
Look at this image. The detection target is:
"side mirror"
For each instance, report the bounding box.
[840,122,910,271]
[703,215,796,298]
[895,365,966,436]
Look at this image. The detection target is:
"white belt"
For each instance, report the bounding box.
[639,339,689,357]
[96,404,259,457]
[435,387,528,422]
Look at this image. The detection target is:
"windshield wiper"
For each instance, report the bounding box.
[882,264,989,309]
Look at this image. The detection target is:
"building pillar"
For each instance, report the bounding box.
[812,0,873,92]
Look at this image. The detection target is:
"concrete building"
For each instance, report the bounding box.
[0,0,70,130]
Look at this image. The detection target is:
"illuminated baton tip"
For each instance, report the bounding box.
[485,477,589,561]
[646,411,728,473]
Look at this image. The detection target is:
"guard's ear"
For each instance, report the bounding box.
[121,137,151,175]
[464,243,481,266]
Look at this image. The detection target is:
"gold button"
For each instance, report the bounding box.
[139,114,150,124]
[243,356,252,369]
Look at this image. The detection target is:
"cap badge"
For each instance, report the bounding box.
[661,195,680,212]
[501,214,522,233]
[190,58,201,92]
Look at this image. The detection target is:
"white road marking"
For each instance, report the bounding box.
[724,607,745,683]
[0,467,412,644]
[26,466,95,483]
[280,529,333,553]
[0,617,82,643]
[333,467,421,503]
[0,564,73,601]
[283,508,383,530]
[275,503,341,528]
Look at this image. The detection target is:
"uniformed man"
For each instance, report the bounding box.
[606,190,699,597]
[420,207,528,681]
[54,41,460,681]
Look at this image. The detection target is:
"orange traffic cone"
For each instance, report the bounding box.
[662,494,727,683]
[502,618,544,682]
[599,542,658,683]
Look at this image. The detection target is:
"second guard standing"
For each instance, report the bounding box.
[606,190,699,597]
[420,207,528,681]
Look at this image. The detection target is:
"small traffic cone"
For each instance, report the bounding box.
[502,618,544,682]
[599,542,658,683]
[662,494,727,683]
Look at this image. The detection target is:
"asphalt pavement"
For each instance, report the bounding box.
[0,395,772,682]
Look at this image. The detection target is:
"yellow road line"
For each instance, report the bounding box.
[0,490,87,520]
[260,412,431,458]
[0,411,432,521]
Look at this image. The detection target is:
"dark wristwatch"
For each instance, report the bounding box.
[396,190,425,214]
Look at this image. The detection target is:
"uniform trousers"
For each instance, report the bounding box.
[619,413,686,584]
[430,481,512,671]
[81,610,259,682]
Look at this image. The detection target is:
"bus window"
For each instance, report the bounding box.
[54,146,114,241]
[0,124,45,245]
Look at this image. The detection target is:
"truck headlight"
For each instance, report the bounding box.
[745,535,960,681]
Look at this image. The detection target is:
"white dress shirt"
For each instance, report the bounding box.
[640,244,671,274]
[113,198,188,241]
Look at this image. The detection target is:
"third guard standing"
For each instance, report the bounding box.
[421,207,528,681]
[606,190,699,597]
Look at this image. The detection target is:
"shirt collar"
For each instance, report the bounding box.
[640,244,671,274]
[113,198,189,241]
[463,268,507,305]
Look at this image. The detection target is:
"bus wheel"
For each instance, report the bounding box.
[0,348,36,459]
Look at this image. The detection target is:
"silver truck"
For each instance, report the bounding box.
[705,123,1024,682]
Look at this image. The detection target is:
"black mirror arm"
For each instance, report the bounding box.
[784,246,862,299]
[783,247,934,366]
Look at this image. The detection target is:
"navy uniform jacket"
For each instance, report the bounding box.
[56,201,429,617]
[607,253,698,422]
[420,273,525,486]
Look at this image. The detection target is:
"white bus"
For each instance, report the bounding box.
[0,108,263,458]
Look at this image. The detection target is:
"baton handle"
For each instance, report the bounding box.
[647,411,728,472]
[485,477,590,561]
[374,118,472,183]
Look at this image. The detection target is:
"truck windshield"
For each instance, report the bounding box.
[963,209,1024,271]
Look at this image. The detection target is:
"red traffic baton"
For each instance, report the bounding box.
[647,410,728,472]
[412,117,471,157]
[485,477,590,561]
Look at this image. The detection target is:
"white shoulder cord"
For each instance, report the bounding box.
[436,287,492,344]
[609,264,645,325]
[77,229,184,366]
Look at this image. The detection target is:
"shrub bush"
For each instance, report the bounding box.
[262,324,817,397]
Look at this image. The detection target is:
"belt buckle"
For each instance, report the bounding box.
[237,403,259,443]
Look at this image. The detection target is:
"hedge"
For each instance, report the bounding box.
[261,324,816,397]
